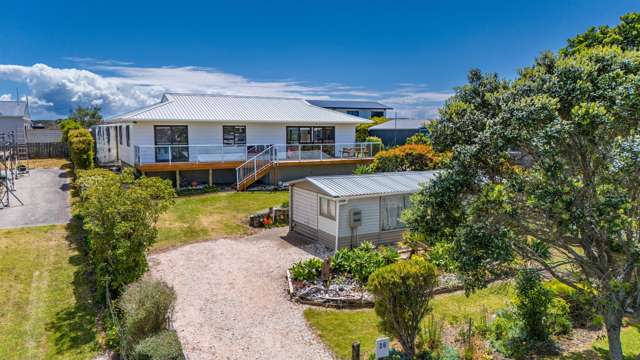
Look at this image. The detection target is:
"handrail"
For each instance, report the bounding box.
[235,145,274,187]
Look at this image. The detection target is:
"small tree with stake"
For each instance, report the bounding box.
[403,14,640,360]
[367,257,438,358]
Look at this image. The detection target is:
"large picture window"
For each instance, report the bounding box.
[319,197,336,220]
[380,195,411,231]
[154,125,189,162]
[223,125,246,146]
[286,126,335,144]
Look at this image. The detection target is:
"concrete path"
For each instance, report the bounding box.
[0,169,71,228]
[149,228,334,360]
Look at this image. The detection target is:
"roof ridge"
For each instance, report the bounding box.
[165,92,303,101]
[109,100,173,120]
[307,170,437,181]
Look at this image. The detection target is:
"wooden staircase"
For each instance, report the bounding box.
[235,146,275,191]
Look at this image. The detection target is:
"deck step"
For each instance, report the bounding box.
[236,162,273,191]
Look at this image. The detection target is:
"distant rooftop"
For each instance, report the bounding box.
[107,93,371,124]
[288,171,440,198]
[369,118,431,130]
[306,99,392,110]
[0,101,29,118]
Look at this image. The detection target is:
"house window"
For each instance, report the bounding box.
[286,127,335,144]
[106,127,111,143]
[371,111,385,118]
[380,194,411,231]
[118,126,123,145]
[319,197,336,220]
[126,126,130,147]
[223,125,246,146]
[154,125,189,162]
[347,110,360,117]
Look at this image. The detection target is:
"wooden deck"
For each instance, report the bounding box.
[136,157,373,173]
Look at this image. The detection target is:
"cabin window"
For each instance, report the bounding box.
[380,194,411,231]
[118,126,123,145]
[223,125,246,146]
[347,110,360,117]
[286,127,335,144]
[371,111,385,118]
[319,197,336,220]
[126,126,130,147]
[154,125,189,162]
[106,127,110,143]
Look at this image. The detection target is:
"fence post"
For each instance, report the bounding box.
[352,341,360,360]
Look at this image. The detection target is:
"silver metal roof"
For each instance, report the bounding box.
[0,101,29,118]
[306,99,392,110]
[369,118,431,130]
[107,93,371,124]
[290,171,440,198]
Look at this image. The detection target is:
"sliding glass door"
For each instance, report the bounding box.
[154,125,189,162]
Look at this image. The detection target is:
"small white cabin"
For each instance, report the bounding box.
[287,171,440,250]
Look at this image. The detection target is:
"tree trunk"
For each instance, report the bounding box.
[604,306,624,360]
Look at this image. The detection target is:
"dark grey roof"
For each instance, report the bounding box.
[288,171,440,198]
[306,99,392,110]
[0,101,29,118]
[369,118,431,130]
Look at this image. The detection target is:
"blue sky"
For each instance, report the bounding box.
[0,0,638,119]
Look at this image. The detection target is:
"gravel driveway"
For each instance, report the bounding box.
[0,168,71,228]
[149,228,334,360]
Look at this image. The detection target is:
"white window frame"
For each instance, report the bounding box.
[319,196,336,220]
[380,194,411,231]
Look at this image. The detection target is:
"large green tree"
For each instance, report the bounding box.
[68,105,103,128]
[404,15,640,360]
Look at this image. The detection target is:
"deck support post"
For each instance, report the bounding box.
[208,169,213,186]
[175,170,180,190]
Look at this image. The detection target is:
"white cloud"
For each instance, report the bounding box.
[0,62,451,119]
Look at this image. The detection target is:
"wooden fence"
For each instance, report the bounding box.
[27,142,69,158]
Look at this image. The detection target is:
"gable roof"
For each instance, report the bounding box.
[306,99,392,110]
[0,101,29,118]
[107,93,371,124]
[369,118,431,130]
[288,171,440,198]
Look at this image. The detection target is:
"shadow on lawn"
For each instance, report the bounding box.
[45,214,100,355]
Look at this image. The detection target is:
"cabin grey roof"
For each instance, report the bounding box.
[0,101,29,118]
[306,99,392,110]
[369,118,431,130]
[107,93,371,124]
[289,171,440,198]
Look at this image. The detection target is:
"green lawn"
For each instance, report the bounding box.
[154,190,289,251]
[304,282,513,359]
[0,224,100,359]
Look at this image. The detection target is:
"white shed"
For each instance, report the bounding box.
[287,171,440,250]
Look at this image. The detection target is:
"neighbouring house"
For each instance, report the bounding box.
[0,101,31,145]
[96,93,383,190]
[368,118,431,147]
[287,171,439,250]
[306,100,392,119]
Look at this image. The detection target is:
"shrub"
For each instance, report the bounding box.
[133,330,184,360]
[426,242,456,272]
[365,135,383,144]
[118,279,177,347]
[545,279,599,328]
[368,256,438,358]
[329,241,393,283]
[369,144,449,173]
[514,269,553,341]
[356,116,387,142]
[353,164,374,174]
[289,258,323,282]
[59,118,82,143]
[77,170,175,299]
[406,133,430,145]
[547,297,572,336]
[68,128,95,170]
[176,185,218,196]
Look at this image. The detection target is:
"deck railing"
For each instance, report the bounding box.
[134,142,383,165]
[236,145,275,186]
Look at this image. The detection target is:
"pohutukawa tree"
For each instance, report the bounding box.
[404,14,640,360]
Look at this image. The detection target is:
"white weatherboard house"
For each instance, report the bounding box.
[96,93,383,190]
[288,171,440,250]
[0,101,31,145]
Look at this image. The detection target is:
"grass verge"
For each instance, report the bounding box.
[304,282,513,359]
[0,224,100,359]
[154,190,289,251]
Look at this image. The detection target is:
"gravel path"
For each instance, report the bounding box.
[149,228,334,360]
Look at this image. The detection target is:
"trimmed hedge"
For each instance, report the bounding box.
[67,128,94,170]
[370,144,449,172]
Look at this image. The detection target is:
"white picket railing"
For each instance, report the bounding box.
[235,145,275,187]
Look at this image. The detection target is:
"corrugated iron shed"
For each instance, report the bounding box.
[289,171,440,198]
